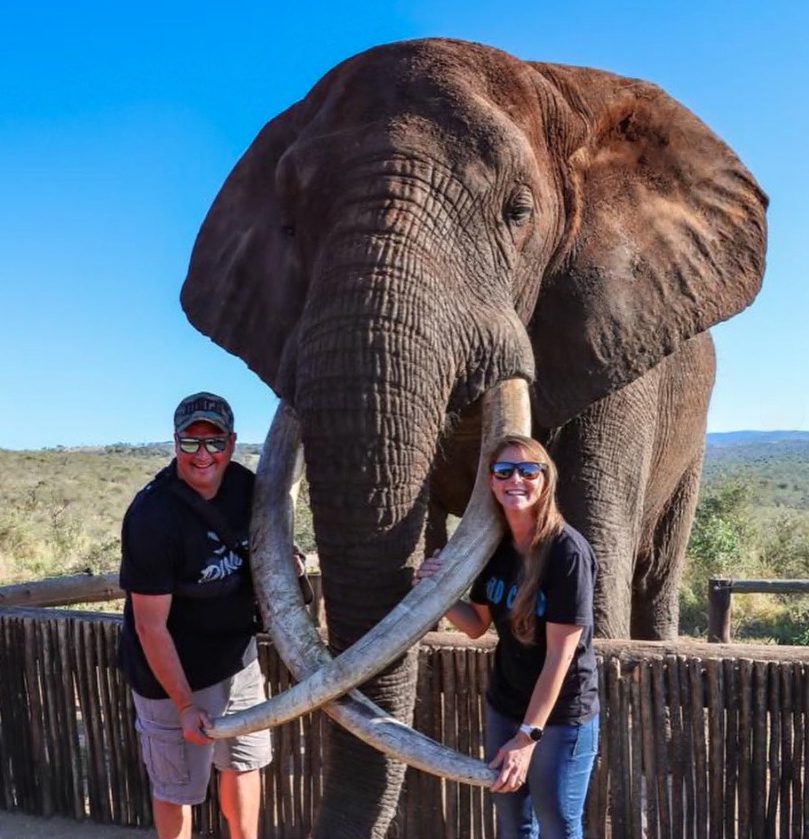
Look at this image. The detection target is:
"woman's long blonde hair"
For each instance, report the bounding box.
[489,435,565,645]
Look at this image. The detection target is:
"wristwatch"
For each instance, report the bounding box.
[519,723,544,742]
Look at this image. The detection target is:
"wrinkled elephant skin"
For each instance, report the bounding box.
[182,39,767,839]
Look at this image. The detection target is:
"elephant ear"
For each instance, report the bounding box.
[181,104,303,397]
[528,65,768,428]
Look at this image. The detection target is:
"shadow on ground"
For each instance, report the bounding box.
[0,811,154,838]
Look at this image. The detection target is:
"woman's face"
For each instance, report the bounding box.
[489,444,546,514]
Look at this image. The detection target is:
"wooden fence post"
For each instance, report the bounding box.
[708,578,732,643]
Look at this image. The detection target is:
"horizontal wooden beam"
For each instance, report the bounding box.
[0,572,123,608]
[729,579,809,594]
[708,576,809,643]
[425,629,809,661]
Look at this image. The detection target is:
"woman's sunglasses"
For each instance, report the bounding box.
[177,436,230,454]
[490,461,546,481]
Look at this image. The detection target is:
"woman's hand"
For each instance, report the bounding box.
[414,549,493,638]
[489,734,535,793]
[412,549,443,586]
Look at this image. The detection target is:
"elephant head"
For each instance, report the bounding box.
[181,39,766,838]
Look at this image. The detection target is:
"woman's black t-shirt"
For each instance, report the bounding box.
[118,461,258,699]
[469,523,599,724]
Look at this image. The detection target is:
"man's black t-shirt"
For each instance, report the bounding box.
[469,523,599,724]
[118,460,258,699]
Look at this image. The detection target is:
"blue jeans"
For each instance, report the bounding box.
[485,703,599,839]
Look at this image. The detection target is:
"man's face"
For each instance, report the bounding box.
[174,420,237,499]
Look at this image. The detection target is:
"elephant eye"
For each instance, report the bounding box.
[504,186,534,226]
[281,224,295,238]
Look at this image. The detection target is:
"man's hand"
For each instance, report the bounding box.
[293,544,306,577]
[413,549,443,586]
[179,702,214,745]
[293,544,315,604]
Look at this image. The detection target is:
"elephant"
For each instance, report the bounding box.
[181,38,767,838]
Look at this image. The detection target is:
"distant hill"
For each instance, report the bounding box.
[702,432,809,510]
[90,435,808,511]
[706,430,809,446]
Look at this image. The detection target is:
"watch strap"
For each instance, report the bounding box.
[519,723,543,742]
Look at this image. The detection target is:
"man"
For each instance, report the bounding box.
[118,392,271,839]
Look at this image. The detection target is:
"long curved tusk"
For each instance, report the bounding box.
[209,378,530,742]
[210,402,499,783]
[208,387,525,783]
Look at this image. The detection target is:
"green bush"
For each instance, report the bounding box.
[681,479,809,644]
[758,511,809,579]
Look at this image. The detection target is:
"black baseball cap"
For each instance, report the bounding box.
[173,392,234,434]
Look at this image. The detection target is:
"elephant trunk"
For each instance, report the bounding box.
[287,237,496,834]
[292,258,451,837]
[295,258,458,633]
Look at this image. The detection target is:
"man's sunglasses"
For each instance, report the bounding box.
[490,461,546,481]
[177,436,230,454]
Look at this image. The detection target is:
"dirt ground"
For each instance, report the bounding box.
[0,810,153,838]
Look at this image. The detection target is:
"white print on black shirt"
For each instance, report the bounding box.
[197,530,248,583]
[484,575,547,617]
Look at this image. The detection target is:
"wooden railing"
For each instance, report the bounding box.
[0,571,122,608]
[0,608,807,838]
[708,577,809,643]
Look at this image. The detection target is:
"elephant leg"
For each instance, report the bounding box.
[631,334,714,639]
[631,454,704,640]
[545,376,658,639]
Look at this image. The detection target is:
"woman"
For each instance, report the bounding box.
[415,435,599,838]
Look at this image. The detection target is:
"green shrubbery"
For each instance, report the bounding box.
[680,479,809,643]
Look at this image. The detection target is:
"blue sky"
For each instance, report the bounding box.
[1,1,807,448]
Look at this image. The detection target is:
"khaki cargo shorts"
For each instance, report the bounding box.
[133,658,272,805]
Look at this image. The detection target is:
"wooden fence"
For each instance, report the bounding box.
[709,577,809,644]
[1,608,808,838]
